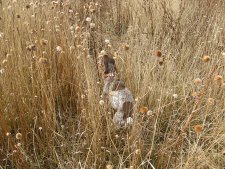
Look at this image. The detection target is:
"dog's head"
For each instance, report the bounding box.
[97,54,117,78]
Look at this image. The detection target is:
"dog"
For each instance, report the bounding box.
[98,54,134,127]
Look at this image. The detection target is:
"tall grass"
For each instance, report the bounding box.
[0,0,224,168]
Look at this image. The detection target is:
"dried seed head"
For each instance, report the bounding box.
[75,26,80,32]
[90,23,95,29]
[140,107,148,113]
[147,110,153,116]
[6,132,11,136]
[194,125,203,133]
[106,164,113,169]
[56,46,62,52]
[154,50,162,57]
[81,94,85,99]
[38,58,49,65]
[16,133,22,140]
[17,143,21,147]
[86,17,91,22]
[135,149,141,155]
[194,78,202,85]
[191,92,202,99]
[99,100,104,106]
[26,44,36,51]
[123,44,129,51]
[214,75,223,84]
[202,55,210,62]
[40,39,48,46]
[172,94,178,99]
[105,39,110,44]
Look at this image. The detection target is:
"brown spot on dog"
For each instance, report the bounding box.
[123,101,133,119]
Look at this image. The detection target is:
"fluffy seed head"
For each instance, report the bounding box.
[106,164,113,169]
[86,17,91,22]
[135,149,141,155]
[123,44,129,51]
[99,100,104,106]
[172,94,178,99]
[16,133,22,140]
[56,46,62,52]
[90,23,95,29]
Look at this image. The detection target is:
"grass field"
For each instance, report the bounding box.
[0,0,225,168]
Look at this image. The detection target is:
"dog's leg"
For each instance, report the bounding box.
[113,111,125,127]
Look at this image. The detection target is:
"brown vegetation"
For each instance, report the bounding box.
[0,0,224,168]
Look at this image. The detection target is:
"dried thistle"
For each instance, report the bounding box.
[16,133,22,140]
[193,78,202,85]
[194,125,203,133]
[202,55,210,62]
[140,106,148,113]
[154,50,162,57]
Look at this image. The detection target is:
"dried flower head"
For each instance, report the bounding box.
[26,44,36,51]
[172,94,178,99]
[202,55,210,62]
[16,133,22,140]
[106,164,113,169]
[86,17,91,22]
[214,75,223,84]
[158,57,164,65]
[154,50,162,57]
[40,39,48,46]
[6,132,11,136]
[135,149,141,155]
[194,78,202,85]
[123,44,129,51]
[38,58,49,65]
[17,143,21,147]
[56,46,62,52]
[99,100,104,106]
[194,125,203,133]
[140,107,148,113]
[75,26,81,32]
[105,39,110,44]
[90,23,95,29]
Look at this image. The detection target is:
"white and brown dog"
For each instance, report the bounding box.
[98,54,134,127]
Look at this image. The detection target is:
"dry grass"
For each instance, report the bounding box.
[0,0,225,168]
